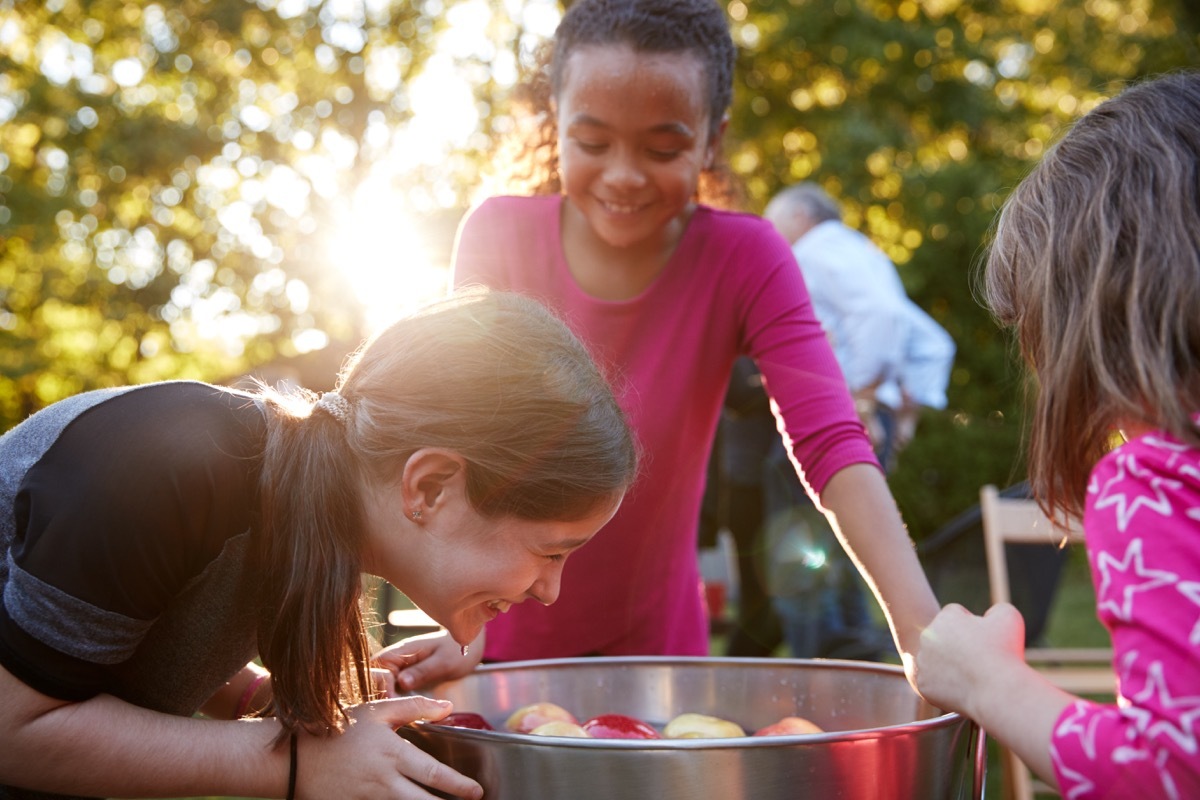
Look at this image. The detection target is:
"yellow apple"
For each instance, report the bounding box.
[504,702,578,734]
[663,712,746,739]
[529,720,592,737]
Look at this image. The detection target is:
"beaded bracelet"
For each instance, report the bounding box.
[234,672,270,719]
[286,732,298,800]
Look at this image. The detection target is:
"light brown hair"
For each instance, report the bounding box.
[983,70,1200,519]
[254,289,637,738]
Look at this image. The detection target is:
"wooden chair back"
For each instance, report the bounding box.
[979,484,1114,800]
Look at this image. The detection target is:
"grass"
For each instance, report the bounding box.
[1041,548,1108,648]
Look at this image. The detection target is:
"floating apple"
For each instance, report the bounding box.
[530,720,592,738]
[663,712,746,739]
[438,712,494,730]
[753,715,824,736]
[581,713,662,739]
[505,702,578,733]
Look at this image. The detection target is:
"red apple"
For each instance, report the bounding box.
[438,712,494,730]
[530,720,592,738]
[505,702,578,733]
[581,713,662,739]
[753,715,824,736]
[663,712,746,739]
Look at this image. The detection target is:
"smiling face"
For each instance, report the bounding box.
[412,500,621,646]
[555,43,722,258]
[362,457,623,647]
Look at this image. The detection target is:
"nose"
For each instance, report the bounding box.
[527,562,565,606]
[602,146,646,190]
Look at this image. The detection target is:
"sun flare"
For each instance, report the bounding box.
[323,177,452,336]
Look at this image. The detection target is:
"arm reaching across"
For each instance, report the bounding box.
[376,629,486,694]
[0,663,483,800]
[817,463,940,683]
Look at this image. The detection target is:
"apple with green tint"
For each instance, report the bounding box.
[504,702,578,734]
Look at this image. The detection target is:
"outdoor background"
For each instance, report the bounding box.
[4,2,1193,798]
[3,0,1199,547]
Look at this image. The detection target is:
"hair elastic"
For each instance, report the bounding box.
[314,391,351,426]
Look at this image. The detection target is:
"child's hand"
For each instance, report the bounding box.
[297,696,483,800]
[914,602,1026,719]
[375,629,485,694]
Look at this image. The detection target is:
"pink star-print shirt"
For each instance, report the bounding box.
[1051,425,1200,798]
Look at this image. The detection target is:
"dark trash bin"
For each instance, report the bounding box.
[918,482,1068,646]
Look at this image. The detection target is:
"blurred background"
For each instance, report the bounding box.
[2,0,1198,548]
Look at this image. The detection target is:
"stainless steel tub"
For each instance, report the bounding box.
[399,656,985,799]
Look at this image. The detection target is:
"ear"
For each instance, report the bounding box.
[704,114,729,170]
[401,449,467,519]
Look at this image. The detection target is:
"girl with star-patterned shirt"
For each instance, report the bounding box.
[914,70,1200,798]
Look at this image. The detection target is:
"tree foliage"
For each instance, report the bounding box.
[0,0,525,420]
[2,0,1197,535]
[723,0,1199,534]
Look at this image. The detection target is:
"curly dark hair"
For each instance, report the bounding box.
[493,0,743,208]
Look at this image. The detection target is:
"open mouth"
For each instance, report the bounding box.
[486,600,513,617]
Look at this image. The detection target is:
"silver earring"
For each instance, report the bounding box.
[410,509,422,521]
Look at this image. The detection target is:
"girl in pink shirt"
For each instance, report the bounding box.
[915,71,1200,796]
[379,0,939,692]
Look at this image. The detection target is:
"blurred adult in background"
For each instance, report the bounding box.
[759,182,956,661]
[763,182,956,470]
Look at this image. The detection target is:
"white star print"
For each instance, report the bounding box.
[1056,701,1104,760]
[1052,739,1098,800]
[1097,538,1178,621]
[1156,747,1182,800]
[1132,662,1200,756]
[1112,743,1151,764]
[1093,452,1181,533]
[1179,581,1200,646]
[1143,434,1200,484]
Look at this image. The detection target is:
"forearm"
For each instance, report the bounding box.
[818,463,939,658]
[965,659,1069,790]
[1,688,288,798]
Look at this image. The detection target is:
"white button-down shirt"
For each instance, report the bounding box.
[792,220,955,410]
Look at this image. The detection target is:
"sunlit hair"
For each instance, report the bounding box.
[982,70,1200,519]
[254,288,637,739]
[488,0,743,209]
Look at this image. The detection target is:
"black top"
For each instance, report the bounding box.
[0,382,267,707]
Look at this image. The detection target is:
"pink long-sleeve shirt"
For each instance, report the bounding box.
[451,195,878,660]
[1050,426,1200,797]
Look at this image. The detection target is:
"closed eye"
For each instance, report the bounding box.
[572,138,607,154]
